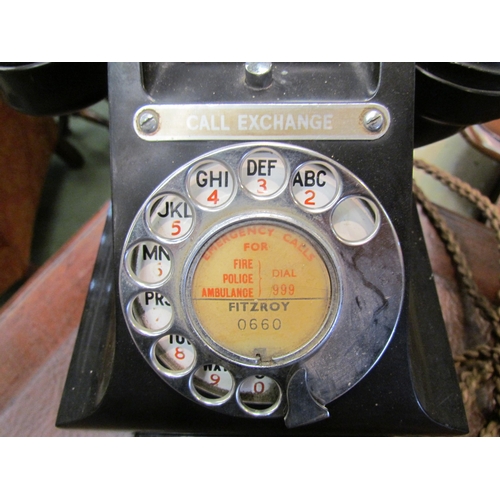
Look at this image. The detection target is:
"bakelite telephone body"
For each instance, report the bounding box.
[57,63,468,435]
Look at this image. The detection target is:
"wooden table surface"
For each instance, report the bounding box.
[0,200,497,436]
[0,202,128,436]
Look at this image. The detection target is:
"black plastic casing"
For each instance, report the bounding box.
[57,63,468,435]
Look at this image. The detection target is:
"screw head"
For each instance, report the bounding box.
[245,62,273,89]
[137,109,159,134]
[363,109,384,132]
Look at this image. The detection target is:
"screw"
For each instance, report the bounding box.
[245,62,273,89]
[363,109,384,132]
[137,109,159,134]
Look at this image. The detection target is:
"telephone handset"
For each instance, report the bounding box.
[119,142,403,427]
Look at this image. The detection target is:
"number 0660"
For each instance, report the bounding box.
[237,318,282,331]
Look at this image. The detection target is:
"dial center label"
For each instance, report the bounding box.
[191,223,335,362]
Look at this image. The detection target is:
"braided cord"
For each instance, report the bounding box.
[414,159,500,436]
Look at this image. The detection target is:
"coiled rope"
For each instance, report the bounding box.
[413,158,500,437]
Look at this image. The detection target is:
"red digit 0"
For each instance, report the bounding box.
[254,381,265,394]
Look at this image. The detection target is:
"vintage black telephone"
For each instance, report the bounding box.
[49,62,500,435]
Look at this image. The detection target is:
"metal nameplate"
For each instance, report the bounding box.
[134,103,390,141]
